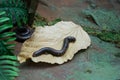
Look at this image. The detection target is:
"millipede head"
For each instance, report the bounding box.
[67,36,76,42]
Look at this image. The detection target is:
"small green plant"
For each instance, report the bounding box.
[33,14,61,27]
[0,0,28,27]
[0,11,19,80]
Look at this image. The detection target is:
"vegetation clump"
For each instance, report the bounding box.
[0,11,19,80]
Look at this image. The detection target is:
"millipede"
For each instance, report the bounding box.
[33,36,76,57]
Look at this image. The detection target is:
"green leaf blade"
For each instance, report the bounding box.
[0,24,13,33]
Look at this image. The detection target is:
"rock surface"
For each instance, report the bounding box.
[37,0,120,20]
[36,0,120,32]
[16,0,120,80]
[17,36,120,80]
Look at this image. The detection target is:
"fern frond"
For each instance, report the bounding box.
[0,11,19,80]
[0,55,19,80]
[0,11,16,54]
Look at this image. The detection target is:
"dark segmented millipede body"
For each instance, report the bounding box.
[32,36,76,57]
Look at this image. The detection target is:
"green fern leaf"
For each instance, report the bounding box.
[4,37,16,42]
[0,24,13,33]
[5,44,16,49]
[0,11,5,15]
[0,17,10,23]
[0,66,19,72]
[0,32,16,38]
[0,55,17,60]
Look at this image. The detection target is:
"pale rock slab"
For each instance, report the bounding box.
[18,21,91,64]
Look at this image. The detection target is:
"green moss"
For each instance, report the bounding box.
[85,69,92,73]
[84,27,120,47]
[114,53,120,58]
[47,19,61,26]
[33,14,48,27]
[98,31,120,43]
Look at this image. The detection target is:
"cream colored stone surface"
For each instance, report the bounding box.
[18,21,91,64]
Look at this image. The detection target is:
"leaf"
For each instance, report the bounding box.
[4,37,16,42]
[0,55,17,61]
[0,17,10,23]
[0,11,5,16]
[0,32,15,38]
[5,44,16,49]
[0,66,19,72]
[0,24,13,33]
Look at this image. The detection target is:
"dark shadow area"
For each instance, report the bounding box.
[19,47,90,70]
[19,59,59,69]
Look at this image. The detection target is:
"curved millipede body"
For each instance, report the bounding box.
[33,36,76,57]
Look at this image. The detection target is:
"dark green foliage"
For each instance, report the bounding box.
[84,27,120,47]
[98,31,120,43]
[81,8,120,32]
[0,0,28,27]
[0,11,19,80]
[78,8,120,47]
[114,53,120,58]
